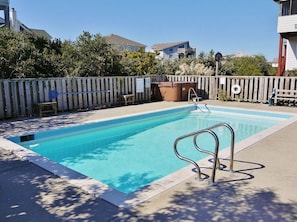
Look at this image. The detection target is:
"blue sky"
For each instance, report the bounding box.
[10,0,279,61]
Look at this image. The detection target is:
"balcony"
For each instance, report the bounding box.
[277,14,297,37]
[177,47,196,56]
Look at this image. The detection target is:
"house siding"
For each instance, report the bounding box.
[277,14,297,33]
[286,37,297,70]
[154,42,195,60]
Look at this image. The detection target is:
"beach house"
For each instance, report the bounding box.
[274,0,297,76]
[151,41,196,60]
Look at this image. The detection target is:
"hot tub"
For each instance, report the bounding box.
[152,82,197,102]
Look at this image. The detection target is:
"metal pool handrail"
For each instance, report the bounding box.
[188,87,210,113]
[173,128,220,184]
[188,87,200,104]
[206,122,235,172]
[173,122,235,184]
[193,134,221,170]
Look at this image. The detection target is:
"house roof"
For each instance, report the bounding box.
[104,34,146,48]
[0,16,52,40]
[272,58,278,63]
[30,28,52,40]
[151,41,189,50]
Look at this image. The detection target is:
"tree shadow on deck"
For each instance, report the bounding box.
[115,159,297,222]
[0,112,92,137]
[0,149,120,222]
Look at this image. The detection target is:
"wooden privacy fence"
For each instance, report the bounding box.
[0,76,151,119]
[166,75,297,103]
[1,75,297,120]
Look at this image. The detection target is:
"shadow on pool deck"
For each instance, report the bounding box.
[116,158,297,221]
[1,101,297,221]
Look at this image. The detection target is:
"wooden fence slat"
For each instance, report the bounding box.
[71,78,78,109]
[100,78,106,106]
[145,77,151,102]
[257,77,263,102]
[44,80,50,102]
[268,77,274,99]
[11,80,18,117]
[38,80,44,102]
[249,77,253,101]
[31,80,38,105]
[18,80,26,116]
[226,78,231,97]
[252,76,259,102]
[3,80,12,118]
[262,77,267,102]
[289,77,296,90]
[111,77,117,105]
[279,77,284,90]
[86,78,93,108]
[77,78,83,109]
[56,78,63,111]
[82,78,88,108]
[66,78,73,110]
[239,78,244,101]
[61,78,67,111]
[243,78,249,101]
[91,78,98,107]
[107,77,112,106]
[25,81,32,115]
[96,78,102,107]
[104,78,109,106]
[0,81,5,118]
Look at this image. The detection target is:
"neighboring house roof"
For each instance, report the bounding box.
[225,51,249,58]
[104,34,146,48]
[0,16,51,40]
[30,28,52,40]
[271,58,278,67]
[272,58,278,63]
[151,41,189,50]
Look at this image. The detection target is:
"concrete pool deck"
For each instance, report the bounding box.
[1,100,297,221]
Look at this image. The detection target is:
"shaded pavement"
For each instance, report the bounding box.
[1,101,297,221]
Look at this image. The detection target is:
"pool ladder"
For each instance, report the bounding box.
[188,87,210,113]
[174,122,235,184]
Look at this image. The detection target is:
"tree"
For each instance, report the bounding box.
[71,32,119,77]
[120,48,157,76]
[0,28,64,78]
[0,28,276,78]
[154,59,179,76]
[230,55,270,76]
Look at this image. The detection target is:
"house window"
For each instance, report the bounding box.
[292,0,297,14]
[179,54,185,59]
[281,1,290,15]
[281,0,297,15]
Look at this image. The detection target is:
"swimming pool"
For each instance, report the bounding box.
[3,104,295,207]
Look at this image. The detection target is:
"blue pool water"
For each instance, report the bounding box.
[9,105,292,194]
